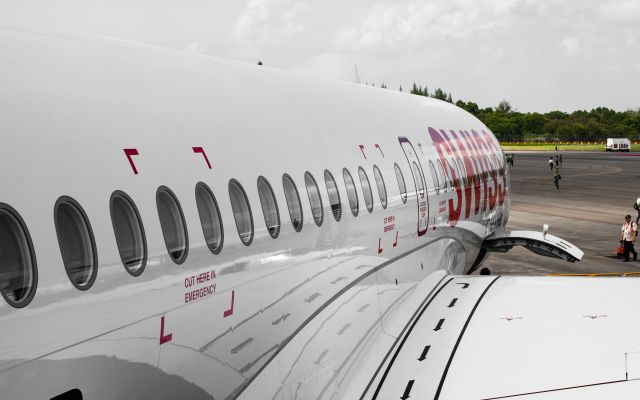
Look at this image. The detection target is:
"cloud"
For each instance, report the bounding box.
[330,0,522,52]
[231,0,308,45]
[292,52,358,82]
[560,37,581,55]
[597,0,640,23]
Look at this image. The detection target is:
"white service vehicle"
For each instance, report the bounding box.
[605,138,631,152]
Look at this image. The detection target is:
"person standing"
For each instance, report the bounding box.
[634,197,640,225]
[620,214,638,262]
[553,167,561,189]
[548,157,554,170]
[559,154,563,167]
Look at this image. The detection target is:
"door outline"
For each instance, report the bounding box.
[398,137,429,236]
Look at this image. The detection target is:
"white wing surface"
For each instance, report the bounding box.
[362,275,640,399]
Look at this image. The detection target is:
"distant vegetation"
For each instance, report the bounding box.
[372,82,640,143]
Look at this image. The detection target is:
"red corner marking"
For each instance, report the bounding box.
[223,290,235,318]
[160,316,173,345]
[123,148,140,175]
[192,147,212,169]
[358,145,367,159]
[393,231,398,247]
[374,144,385,158]
[377,238,383,254]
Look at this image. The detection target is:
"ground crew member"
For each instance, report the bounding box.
[553,167,561,189]
[620,214,638,262]
[548,157,554,170]
[634,196,640,225]
[559,154,563,167]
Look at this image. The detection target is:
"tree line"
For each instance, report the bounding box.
[371,81,640,142]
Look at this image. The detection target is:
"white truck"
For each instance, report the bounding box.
[605,138,631,152]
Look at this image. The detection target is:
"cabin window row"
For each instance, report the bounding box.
[0,165,392,308]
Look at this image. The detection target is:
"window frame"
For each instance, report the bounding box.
[257,176,281,239]
[358,166,374,213]
[195,182,224,254]
[54,195,99,290]
[429,161,440,195]
[343,168,359,217]
[394,163,407,204]
[373,165,388,209]
[109,190,148,277]
[324,169,342,222]
[156,186,189,265]
[305,172,324,227]
[282,173,304,232]
[0,203,38,308]
[228,179,255,246]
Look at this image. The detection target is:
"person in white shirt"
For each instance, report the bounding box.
[635,197,640,225]
[620,214,638,262]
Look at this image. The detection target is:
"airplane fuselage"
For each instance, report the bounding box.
[0,27,509,399]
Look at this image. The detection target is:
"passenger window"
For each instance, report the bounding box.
[413,161,425,198]
[429,161,440,194]
[324,170,342,222]
[457,158,467,185]
[472,158,479,181]
[283,174,303,232]
[373,165,387,209]
[358,167,374,213]
[54,196,98,290]
[110,191,147,276]
[156,186,188,264]
[195,182,224,254]
[229,179,254,246]
[437,160,448,193]
[305,172,324,227]
[257,177,280,238]
[448,160,455,188]
[343,168,359,217]
[394,163,407,204]
[0,204,37,308]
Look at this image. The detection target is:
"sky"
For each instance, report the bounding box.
[2,0,639,112]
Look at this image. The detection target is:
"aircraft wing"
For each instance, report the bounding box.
[364,275,640,399]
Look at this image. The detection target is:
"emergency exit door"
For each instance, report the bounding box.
[398,137,429,236]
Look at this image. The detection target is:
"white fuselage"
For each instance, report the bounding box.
[0,27,509,399]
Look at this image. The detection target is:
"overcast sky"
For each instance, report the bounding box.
[2,0,639,112]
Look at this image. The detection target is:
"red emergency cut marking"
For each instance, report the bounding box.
[358,144,367,159]
[393,231,398,247]
[377,238,383,254]
[374,144,385,157]
[223,290,235,318]
[192,147,212,169]
[123,148,140,175]
[159,316,173,345]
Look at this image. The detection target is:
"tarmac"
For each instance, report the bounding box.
[485,151,640,275]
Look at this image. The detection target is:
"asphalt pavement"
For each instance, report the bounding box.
[485,151,640,275]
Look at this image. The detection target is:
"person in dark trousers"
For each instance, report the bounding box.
[559,154,563,167]
[635,197,640,225]
[620,214,638,262]
[548,157,554,170]
[553,167,561,189]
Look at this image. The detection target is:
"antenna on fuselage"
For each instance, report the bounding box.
[354,65,361,84]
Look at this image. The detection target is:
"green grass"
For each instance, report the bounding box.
[500,143,640,152]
